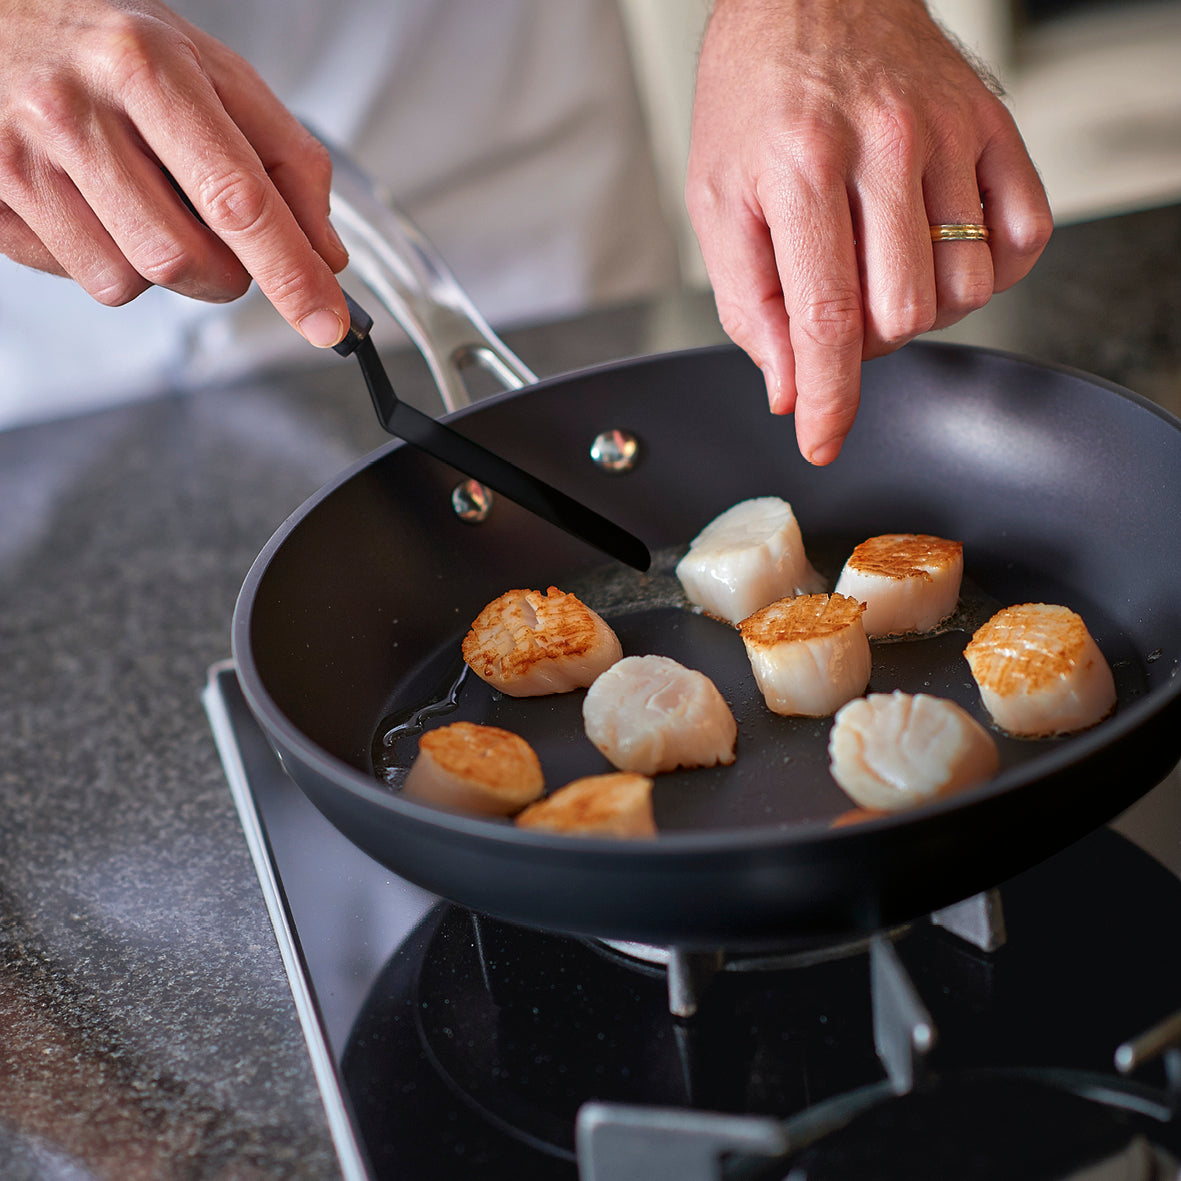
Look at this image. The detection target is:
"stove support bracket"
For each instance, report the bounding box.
[871,936,937,1094]
[667,948,724,1019]
[1116,1007,1181,1104]
[576,1102,788,1181]
[930,887,1007,953]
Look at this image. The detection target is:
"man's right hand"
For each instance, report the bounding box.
[0,0,349,347]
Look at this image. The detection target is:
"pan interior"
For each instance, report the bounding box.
[242,342,1181,843]
[370,536,1150,835]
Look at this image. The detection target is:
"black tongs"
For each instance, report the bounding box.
[333,293,650,571]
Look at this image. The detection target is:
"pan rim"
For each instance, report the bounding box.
[231,339,1181,859]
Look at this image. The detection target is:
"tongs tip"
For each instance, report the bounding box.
[333,293,374,357]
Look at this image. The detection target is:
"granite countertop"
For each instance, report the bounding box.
[2,203,1179,1178]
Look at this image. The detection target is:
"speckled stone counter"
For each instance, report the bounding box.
[2,203,1179,1178]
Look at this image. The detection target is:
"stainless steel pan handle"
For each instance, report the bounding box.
[321,134,538,412]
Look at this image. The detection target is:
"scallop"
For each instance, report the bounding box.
[402,721,544,817]
[582,654,737,775]
[675,497,825,626]
[828,691,1000,812]
[739,593,871,717]
[462,586,622,697]
[964,603,1117,736]
[833,534,963,637]
[515,773,656,838]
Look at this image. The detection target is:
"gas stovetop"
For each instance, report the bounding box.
[204,662,1181,1181]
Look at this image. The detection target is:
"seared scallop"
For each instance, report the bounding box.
[402,721,544,817]
[828,691,1000,812]
[675,497,825,626]
[462,586,622,697]
[739,593,871,717]
[515,772,656,838]
[833,534,963,637]
[964,603,1117,736]
[582,654,737,775]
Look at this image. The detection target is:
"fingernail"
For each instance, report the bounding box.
[299,308,345,348]
[807,437,844,466]
[762,364,784,412]
[325,219,348,264]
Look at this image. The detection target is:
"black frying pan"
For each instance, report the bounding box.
[231,157,1181,949]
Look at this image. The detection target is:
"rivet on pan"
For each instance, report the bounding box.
[590,429,640,473]
[451,479,494,523]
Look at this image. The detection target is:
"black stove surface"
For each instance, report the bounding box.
[203,663,1181,1181]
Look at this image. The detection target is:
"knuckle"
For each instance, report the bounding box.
[298,135,333,189]
[14,78,88,153]
[942,271,993,316]
[133,237,251,301]
[876,297,937,346]
[713,286,791,371]
[250,260,325,315]
[1009,209,1054,259]
[684,167,728,232]
[863,101,921,173]
[96,12,195,96]
[808,400,856,436]
[0,133,26,183]
[134,241,195,289]
[213,269,252,302]
[90,262,149,307]
[715,299,758,354]
[767,120,847,190]
[197,169,272,237]
[797,289,864,350]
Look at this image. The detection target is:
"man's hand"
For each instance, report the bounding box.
[0,0,349,347]
[686,0,1053,464]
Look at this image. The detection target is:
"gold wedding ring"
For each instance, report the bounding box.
[930,223,990,242]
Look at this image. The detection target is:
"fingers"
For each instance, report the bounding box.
[977,112,1054,293]
[921,191,995,337]
[201,46,348,277]
[851,111,937,359]
[114,22,349,345]
[686,179,798,415]
[687,0,1054,469]
[0,130,154,304]
[0,201,69,279]
[0,2,348,347]
[765,168,865,465]
[922,106,1050,331]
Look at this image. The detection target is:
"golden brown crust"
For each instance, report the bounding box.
[964,603,1092,696]
[461,587,616,687]
[830,806,888,829]
[417,721,543,795]
[739,592,865,645]
[515,772,655,837]
[844,534,962,582]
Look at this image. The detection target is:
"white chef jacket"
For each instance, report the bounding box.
[0,0,679,429]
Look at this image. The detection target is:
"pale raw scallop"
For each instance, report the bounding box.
[582,654,737,775]
[964,603,1117,736]
[828,691,1000,812]
[402,721,544,817]
[675,497,825,626]
[515,772,656,838]
[739,593,871,717]
[833,534,963,637]
[462,586,622,697]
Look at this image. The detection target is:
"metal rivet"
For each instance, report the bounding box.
[590,429,640,473]
[451,479,494,523]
